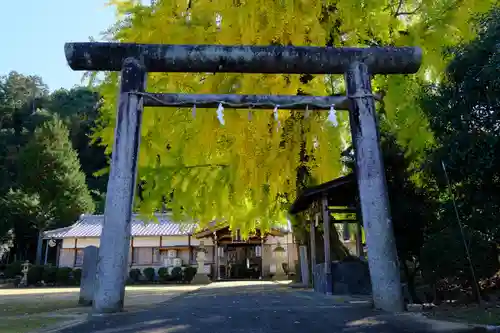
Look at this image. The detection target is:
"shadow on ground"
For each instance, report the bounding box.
[57,281,486,333]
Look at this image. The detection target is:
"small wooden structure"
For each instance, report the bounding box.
[289,173,363,294]
[194,225,287,280]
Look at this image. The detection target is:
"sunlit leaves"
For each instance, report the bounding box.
[93,0,497,232]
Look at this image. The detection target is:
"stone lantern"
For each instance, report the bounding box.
[191,241,210,284]
[272,243,287,280]
[20,261,31,287]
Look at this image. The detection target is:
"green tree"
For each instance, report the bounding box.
[417,9,500,300]
[0,190,55,264]
[421,7,500,240]
[0,72,51,194]
[0,72,52,262]
[19,116,95,225]
[48,87,108,211]
[18,116,95,263]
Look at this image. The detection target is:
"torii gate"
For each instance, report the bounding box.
[64,42,421,313]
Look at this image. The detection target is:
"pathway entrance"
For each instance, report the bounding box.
[56,282,481,333]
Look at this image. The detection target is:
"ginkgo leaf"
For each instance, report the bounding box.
[92,0,497,233]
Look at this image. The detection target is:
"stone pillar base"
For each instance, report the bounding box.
[192,274,211,285]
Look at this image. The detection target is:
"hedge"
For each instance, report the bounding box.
[143,267,156,282]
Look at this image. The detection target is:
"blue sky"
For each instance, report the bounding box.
[0,1,116,91]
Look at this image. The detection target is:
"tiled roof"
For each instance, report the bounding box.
[43,214,197,239]
[43,214,292,239]
[44,226,73,239]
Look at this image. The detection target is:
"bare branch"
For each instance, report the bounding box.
[394,0,404,17]
[395,1,422,17]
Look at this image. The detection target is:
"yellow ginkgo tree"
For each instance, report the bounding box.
[92,0,496,240]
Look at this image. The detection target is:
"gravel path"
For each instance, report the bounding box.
[57,281,485,333]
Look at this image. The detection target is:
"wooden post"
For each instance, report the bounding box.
[73,239,78,267]
[93,58,146,314]
[299,246,309,285]
[356,222,363,257]
[345,62,404,312]
[130,237,135,264]
[260,235,264,280]
[188,234,192,264]
[44,240,49,265]
[214,232,220,280]
[310,217,317,288]
[322,195,332,295]
[56,241,61,267]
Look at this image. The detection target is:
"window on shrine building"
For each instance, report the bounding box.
[152,248,161,264]
[132,248,153,265]
[132,248,139,264]
[75,249,84,267]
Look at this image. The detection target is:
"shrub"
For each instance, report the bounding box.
[13,276,22,287]
[143,267,156,282]
[42,266,58,285]
[129,268,142,283]
[72,268,82,285]
[27,265,45,285]
[56,267,73,286]
[421,228,500,286]
[171,267,182,282]
[183,266,196,283]
[5,261,22,279]
[158,267,169,283]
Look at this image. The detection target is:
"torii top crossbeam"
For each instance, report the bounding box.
[64,42,422,75]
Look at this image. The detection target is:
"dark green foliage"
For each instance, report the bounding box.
[72,268,82,286]
[421,8,500,243]
[418,7,500,279]
[410,9,500,301]
[24,265,81,286]
[157,267,169,282]
[42,266,58,285]
[0,72,52,262]
[183,266,196,283]
[142,267,155,282]
[129,268,142,283]
[344,131,432,261]
[27,265,44,285]
[170,267,182,282]
[56,267,73,286]
[421,228,499,284]
[4,261,22,278]
[47,87,108,208]
[18,117,95,227]
[0,74,106,263]
[343,130,436,302]
[13,276,22,287]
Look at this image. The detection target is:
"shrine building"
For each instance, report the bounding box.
[43,213,304,280]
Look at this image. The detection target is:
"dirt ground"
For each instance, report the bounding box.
[425,303,500,326]
[0,285,201,333]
